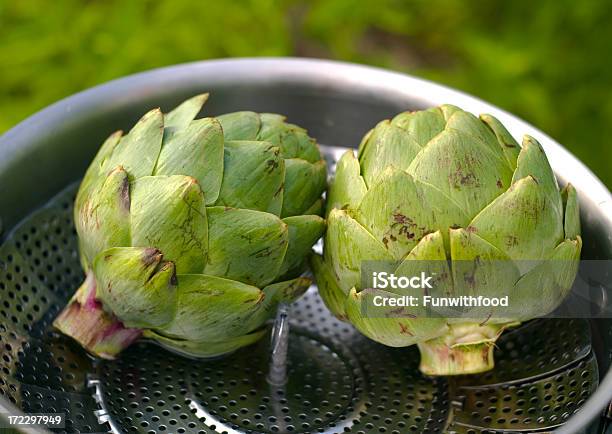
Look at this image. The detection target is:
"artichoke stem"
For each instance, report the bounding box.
[418,340,494,376]
[53,272,141,359]
[417,323,506,376]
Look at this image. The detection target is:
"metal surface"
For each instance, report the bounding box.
[0,58,611,433]
[267,304,290,387]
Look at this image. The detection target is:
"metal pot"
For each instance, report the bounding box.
[0,58,610,433]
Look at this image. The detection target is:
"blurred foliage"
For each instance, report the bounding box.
[0,0,610,186]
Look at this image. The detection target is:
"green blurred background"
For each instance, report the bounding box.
[1,0,610,186]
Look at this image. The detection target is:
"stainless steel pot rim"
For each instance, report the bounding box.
[0,57,610,434]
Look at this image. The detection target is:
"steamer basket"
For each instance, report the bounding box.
[0,58,610,434]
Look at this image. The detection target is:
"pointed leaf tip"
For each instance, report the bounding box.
[93,247,178,329]
[165,94,210,130]
[562,183,581,240]
[104,107,164,179]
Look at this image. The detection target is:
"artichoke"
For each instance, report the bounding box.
[312,105,581,375]
[54,94,326,359]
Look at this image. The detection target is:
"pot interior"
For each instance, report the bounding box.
[0,59,610,433]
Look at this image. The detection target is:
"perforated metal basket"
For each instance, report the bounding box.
[0,58,611,434]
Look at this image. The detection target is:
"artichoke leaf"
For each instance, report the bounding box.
[358,120,386,169]
[439,104,462,120]
[130,175,208,274]
[449,228,521,318]
[145,327,267,359]
[326,208,393,292]
[311,254,348,319]
[94,247,178,329]
[345,288,448,347]
[551,236,582,291]
[258,116,321,163]
[204,207,288,287]
[164,93,208,131]
[78,130,122,201]
[104,108,164,179]
[326,150,366,216]
[257,114,320,162]
[255,113,286,145]
[512,237,582,320]
[217,111,261,141]
[562,183,581,240]
[479,113,520,169]
[303,198,325,216]
[215,140,285,215]
[285,128,322,163]
[357,125,375,156]
[76,166,131,266]
[408,128,514,218]
[395,231,453,300]
[258,113,285,124]
[469,175,564,266]
[445,110,510,168]
[512,135,563,222]
[359,122,422,187]
[155,117,224,204]
[278,215,325,278]
[242,276,312,330]
[282,159,327,218]
[156,274,266,341]
[400,230,447,262]
[263,276,312,304]
[390,108,446,147]
[356,167,468,259]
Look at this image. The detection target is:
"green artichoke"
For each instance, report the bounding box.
[312,105,581,375]
[54,94,326,359]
